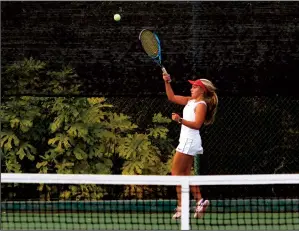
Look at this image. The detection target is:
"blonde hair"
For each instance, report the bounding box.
[200,79,218,125]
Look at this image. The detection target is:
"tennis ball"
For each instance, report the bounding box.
[114,14,121,21]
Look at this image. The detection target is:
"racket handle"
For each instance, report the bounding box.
[161,67,168,74]
[162,67,171,83]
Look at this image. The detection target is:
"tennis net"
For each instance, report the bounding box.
[1,173,299,230]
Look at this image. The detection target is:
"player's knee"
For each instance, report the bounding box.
[171,168,185,176]
[171,171,182,176]
[171,169,177,175]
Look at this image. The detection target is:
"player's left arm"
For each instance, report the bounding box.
[175,103,207,129]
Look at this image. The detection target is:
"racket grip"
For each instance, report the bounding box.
[162,67,171,83]
[161,67,168,74]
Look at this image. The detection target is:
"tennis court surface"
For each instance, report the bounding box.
[1,173,299,230]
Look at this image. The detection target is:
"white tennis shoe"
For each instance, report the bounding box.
[172,206,181,219]
[194,198,209,218]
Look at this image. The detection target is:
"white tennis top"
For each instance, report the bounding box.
[179,99,207,142]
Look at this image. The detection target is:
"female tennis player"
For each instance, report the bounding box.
[162,73,218,219]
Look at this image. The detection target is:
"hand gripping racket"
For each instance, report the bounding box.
[139,29,171,81]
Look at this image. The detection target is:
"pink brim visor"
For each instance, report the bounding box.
[188,80,207,92]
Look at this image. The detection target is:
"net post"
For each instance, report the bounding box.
[181,178,190,230]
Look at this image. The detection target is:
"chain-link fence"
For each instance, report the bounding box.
[107,96,299,175]
[1,95,298,175]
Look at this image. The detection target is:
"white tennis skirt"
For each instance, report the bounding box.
[176,137,203,156]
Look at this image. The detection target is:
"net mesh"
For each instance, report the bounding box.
[1,174,299,230]
[139,30,160,57]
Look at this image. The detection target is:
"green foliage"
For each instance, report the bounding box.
[4,57,80,95]
[4,58,46,95]
[47,66,81,94]
[0,96,43,172]
[1,58,175,200]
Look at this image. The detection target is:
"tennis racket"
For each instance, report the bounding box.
[139,29,171,81]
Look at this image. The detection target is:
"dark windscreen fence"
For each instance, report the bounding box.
[1,174,299,230]
[1,2,299,97]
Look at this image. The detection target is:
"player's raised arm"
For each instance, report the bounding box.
[163,73,190,105]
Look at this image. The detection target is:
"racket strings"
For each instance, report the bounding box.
[140,31,159,57]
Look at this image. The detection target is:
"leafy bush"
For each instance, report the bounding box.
[1,58,175,200]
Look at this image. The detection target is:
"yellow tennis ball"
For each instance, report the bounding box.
[114,14,121,21]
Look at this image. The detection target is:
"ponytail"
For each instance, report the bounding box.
[200,79,218,125]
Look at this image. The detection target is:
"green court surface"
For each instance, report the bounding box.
[2,212,299,230]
